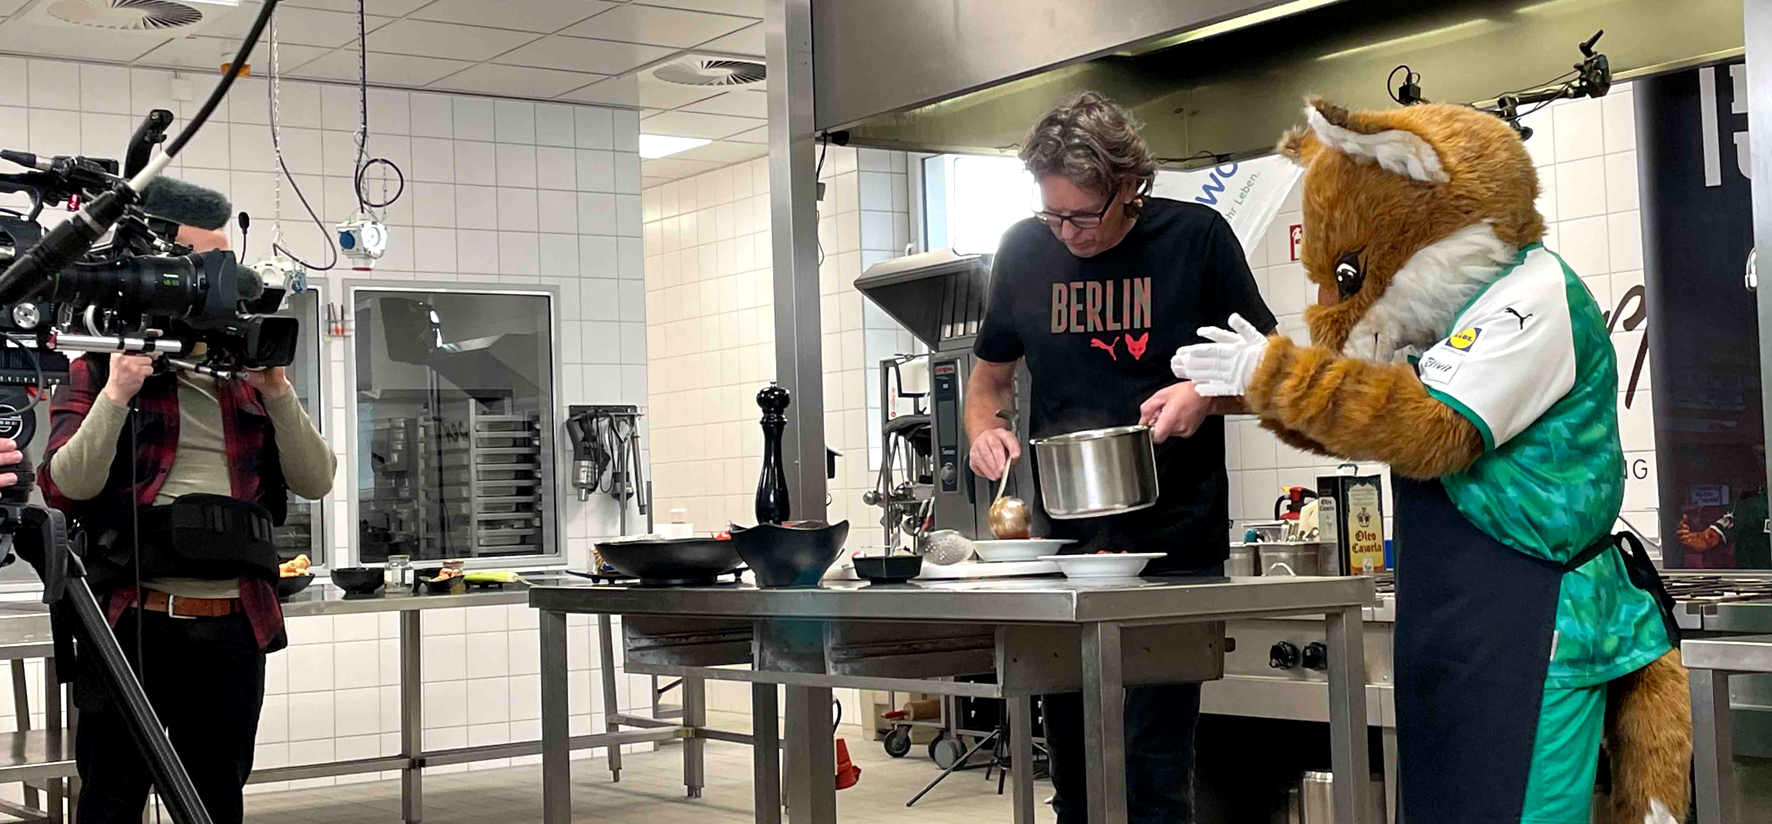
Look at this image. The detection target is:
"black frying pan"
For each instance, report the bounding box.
[594,536,742,586]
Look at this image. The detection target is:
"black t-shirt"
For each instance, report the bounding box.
[974,198,1276,573]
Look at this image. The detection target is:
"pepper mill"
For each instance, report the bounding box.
[755,382,791,524]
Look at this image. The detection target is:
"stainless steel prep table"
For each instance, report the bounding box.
[1682,633,1772,824]
[0,575,717,824]
[529,574,1378,824]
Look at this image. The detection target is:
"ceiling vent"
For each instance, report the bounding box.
[653,58,766,87]
[20,0,236,33]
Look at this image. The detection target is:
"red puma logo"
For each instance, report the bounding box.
[1090,337,1119,361]
[1124,332,1148,360]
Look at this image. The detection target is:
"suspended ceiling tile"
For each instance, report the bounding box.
[639,109,760,139]
[642,175,670,188]
[559,75,639,107]
[634,71,726,110]
[211,3,393,48]
[136,35,329,73]
[726,124,767,144]
[408,0,618,34]
[283,0,434,15]
[641,155,722,179]
[678,89,766,118]
[0,20,170,63]
[671,139,767,165]
[367,19,541,62]
[293,49,475,86]
[697,22,762,57]
[494,34,673,76]
[430,63,605,98]
[561,4,750,49]
[634,0,764,18]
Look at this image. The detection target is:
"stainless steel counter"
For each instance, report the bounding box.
[0,575,709,824]
[528,574,1377,824]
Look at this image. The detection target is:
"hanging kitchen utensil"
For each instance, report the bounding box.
[986,409,1031,538]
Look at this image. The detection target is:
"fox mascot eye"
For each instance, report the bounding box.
[1333,249,1365,300]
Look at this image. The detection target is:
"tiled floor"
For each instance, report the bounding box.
[241,728,1047,824]
[232,730,1772,823]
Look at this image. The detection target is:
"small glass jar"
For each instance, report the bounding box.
[386,554,412,588]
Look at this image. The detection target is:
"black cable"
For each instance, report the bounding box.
[265,18,339,273]
[814,133,828,266]
[0,336,43,418]
[164,0,280,159]
[1388,65,1411,105]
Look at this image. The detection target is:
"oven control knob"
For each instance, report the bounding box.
[1268,641,1301,670]
[1302,641,1329,671]
[940,464,956,483]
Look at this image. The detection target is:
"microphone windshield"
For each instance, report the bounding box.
[140,176,233,231]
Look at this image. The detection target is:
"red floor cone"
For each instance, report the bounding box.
[835,738,861,790]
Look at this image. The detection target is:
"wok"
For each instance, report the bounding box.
[594,536,743,586]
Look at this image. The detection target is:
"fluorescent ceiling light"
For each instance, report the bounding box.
[639,134,711,159]
[1118,0,1340,57]
[1315,18,1495,61]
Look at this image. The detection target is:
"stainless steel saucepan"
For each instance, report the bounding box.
[1029,425,1159,519]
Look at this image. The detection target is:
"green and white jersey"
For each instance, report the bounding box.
[1417,244,1670,688]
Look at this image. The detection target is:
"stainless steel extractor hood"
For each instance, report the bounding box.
[832,0,1747,163]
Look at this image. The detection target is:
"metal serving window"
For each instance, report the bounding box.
[345,282,561,566]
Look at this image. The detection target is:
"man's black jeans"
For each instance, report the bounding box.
[74,606,265,824]
[1042,565,1219,824]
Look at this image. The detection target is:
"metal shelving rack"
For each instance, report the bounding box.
[439,406,545,556]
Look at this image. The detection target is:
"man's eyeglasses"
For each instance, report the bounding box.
[1033,197,1114,230]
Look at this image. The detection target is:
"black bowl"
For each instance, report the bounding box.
[276,573,315,599]
[852,555,922,585]
[729,521,850,588]
[595,536,743,586]
[330,567,385,595]
[423,576,463,594]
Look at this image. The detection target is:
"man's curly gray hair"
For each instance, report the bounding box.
[1019,91,1157,200]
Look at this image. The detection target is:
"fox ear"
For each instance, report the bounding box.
[1304,97,1449,184]
[1277,124,1315,166]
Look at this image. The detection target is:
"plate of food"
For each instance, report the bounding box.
[1037,551,1166,579]
[276,554,314,598]
[973,539,1073,563]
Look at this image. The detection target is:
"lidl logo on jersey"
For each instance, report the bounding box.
[1448,327,1482,351]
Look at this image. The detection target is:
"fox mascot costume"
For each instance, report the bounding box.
[1174,98,1691,824]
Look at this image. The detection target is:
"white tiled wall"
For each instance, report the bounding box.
[641,147,914,533]
[639,146,913,725]
[0,55,653,788]
[1229,83,1659,539]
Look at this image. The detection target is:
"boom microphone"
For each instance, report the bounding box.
[139,176,233,231]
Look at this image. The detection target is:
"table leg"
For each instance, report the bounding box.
[783,685,835,823]
[1008,695,1035,824]
[13,661,36,814]
[1080,622,1126,824]
[1381,726,1398,824]
[598,613,624,782]
[1325,606,1371,824]
[541,610,572,824]
[46,656,63,824]
[753,683,782,824]
[400,610,423,824]
[683,677,706,798]
[1691,668,1737,824]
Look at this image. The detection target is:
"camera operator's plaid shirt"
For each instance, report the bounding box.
[40,355,285,650]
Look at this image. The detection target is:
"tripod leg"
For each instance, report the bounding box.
[63,580,212,824]
[906,730,998,807]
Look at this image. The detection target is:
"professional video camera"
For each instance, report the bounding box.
[0,108,299,388]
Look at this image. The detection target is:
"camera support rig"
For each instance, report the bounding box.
[0,387,212,824]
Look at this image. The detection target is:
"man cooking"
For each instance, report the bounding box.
[966,90,1276,824]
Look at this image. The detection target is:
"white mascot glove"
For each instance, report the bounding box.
[1171,313,1269,397]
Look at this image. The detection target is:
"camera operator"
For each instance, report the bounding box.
[38,229,336,824]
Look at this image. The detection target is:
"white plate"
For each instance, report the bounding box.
[973,539,1074,563]
[1037,552,1167,579]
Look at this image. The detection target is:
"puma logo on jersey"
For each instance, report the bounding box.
[1504,307,1532,329]
[1090,337,1119,361]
